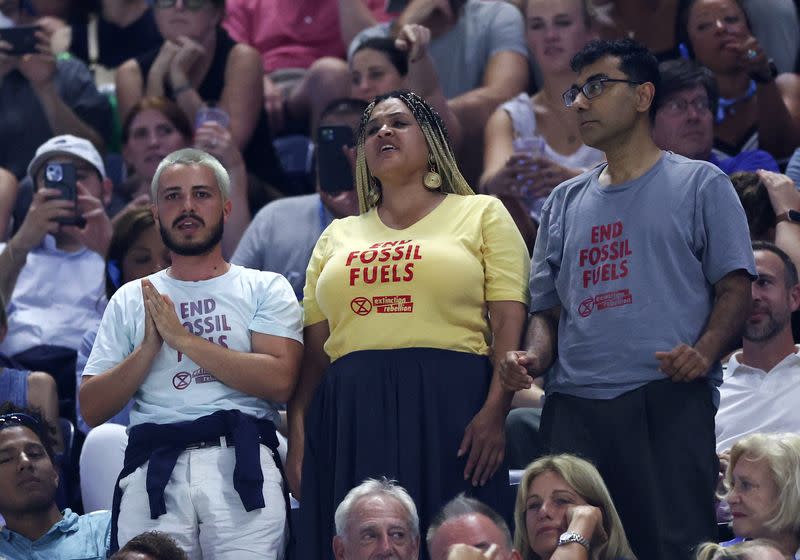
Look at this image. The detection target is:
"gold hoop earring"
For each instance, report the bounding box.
[423,156,442,190]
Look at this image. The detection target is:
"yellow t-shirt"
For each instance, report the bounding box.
[303,194,530,361]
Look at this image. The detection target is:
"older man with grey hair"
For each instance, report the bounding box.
[79,148,304,559]
[333,478,420,560]
[427,495,520,560]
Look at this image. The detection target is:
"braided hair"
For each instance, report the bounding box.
[355,90,473,213]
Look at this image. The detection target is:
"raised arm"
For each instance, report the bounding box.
[339,0,379,48]
[218,43,264,151]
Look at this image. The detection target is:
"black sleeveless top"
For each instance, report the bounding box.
[136,28,286,192]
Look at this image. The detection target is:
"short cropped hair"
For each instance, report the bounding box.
[731,172,776,240]
[752,240,799,289]
[151,148,230,202]
[656,59,719,118]
[570,38,660,119]
[334,478,420,540]
[426,494,513,549]
[723,433,800,537]
[110,531,188,560]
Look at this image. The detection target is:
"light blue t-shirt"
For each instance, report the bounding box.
[0,509,110,560]
[531,152,756,399]
[83,265,303,427]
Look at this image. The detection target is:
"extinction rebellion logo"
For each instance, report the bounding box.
[350,295,413,315]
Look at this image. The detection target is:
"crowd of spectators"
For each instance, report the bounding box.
[1,0,800,559]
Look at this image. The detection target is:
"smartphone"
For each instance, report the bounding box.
[317,126,355,193]
[44,162,83,226]
[0,25,39,56]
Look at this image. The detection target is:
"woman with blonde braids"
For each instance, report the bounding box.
[695,540,786,560]
[288,90,530,559]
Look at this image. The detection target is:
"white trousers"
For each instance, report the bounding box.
[117,444,287,559]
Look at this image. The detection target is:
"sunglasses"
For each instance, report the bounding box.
[0,412,41,432]
[154,0,211,10]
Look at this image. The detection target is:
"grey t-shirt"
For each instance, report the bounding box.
[348,0,528,99]
[531,152,756,399]
[231,193,329,298]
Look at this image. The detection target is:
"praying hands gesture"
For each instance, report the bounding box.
[141,279,189,353]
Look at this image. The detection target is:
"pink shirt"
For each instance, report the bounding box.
[224,0,390,73]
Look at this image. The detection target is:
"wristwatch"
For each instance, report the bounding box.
[776,209,800,224]
[558,531,590,551]
[751,59,778,84]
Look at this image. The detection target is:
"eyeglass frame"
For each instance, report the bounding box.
[562,77,645,108]
[657,96,712,116]
[154,0,211,10]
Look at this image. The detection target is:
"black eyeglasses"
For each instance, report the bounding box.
[0,413,41,432]
[562,78,644,107]
[154,0,210,10]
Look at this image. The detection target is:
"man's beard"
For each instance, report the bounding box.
[744,307,791,342]
[160,212,224,256]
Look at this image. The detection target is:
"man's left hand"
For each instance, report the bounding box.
[458,405,505,487]
[655,343,711,382]
[142,279,190,351]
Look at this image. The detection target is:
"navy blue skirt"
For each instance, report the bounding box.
[295,348,510,559]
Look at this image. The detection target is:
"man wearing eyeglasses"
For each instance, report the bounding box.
[0,404,111,559]
[652,59,779,174]
[500,39,756,560]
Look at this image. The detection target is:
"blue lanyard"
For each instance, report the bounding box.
[716,80,757,123]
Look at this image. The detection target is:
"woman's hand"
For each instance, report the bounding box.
[285,437,303,499]
[735,35,774,82]
[757,169,800,215]
[458,404,506,487]
[394,24,431,63]
[565,504,607,547]
[169,36,206,89]
[148,40,181,94]
[194,121,242,169]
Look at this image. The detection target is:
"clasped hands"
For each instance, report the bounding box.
[141,279,190,354]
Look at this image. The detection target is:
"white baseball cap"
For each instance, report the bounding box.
[27,134,107,180]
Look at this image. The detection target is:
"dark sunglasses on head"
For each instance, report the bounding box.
[0,412,41,432]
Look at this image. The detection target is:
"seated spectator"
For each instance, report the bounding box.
[594,0,799,72]
[0,167,18,240]
[719,432,800,559]
[695,539,786,560]
[0,402,111,559]
[716,242,800,453]
[67,1,162,85]
[480,0,604,251]
[427,494,521,560]
[223,0,390,136]
[678,0,800,161]
[0,135,112,416]
[0,10,112,179]
[350,28,462,151]
[333,478,420,560]
[514,454,636,560]
[114,96,192,217]
[232,97,364,298]
[110,530,188,560]
[653,59,779,174]
[731,171,800,270]
[0,299,62,451]
[349,0,530,182]
[75,207,171,434]
[115,0,286,192]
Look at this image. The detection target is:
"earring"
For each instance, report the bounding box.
[423,155,442,190]
[367,177,381,206]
